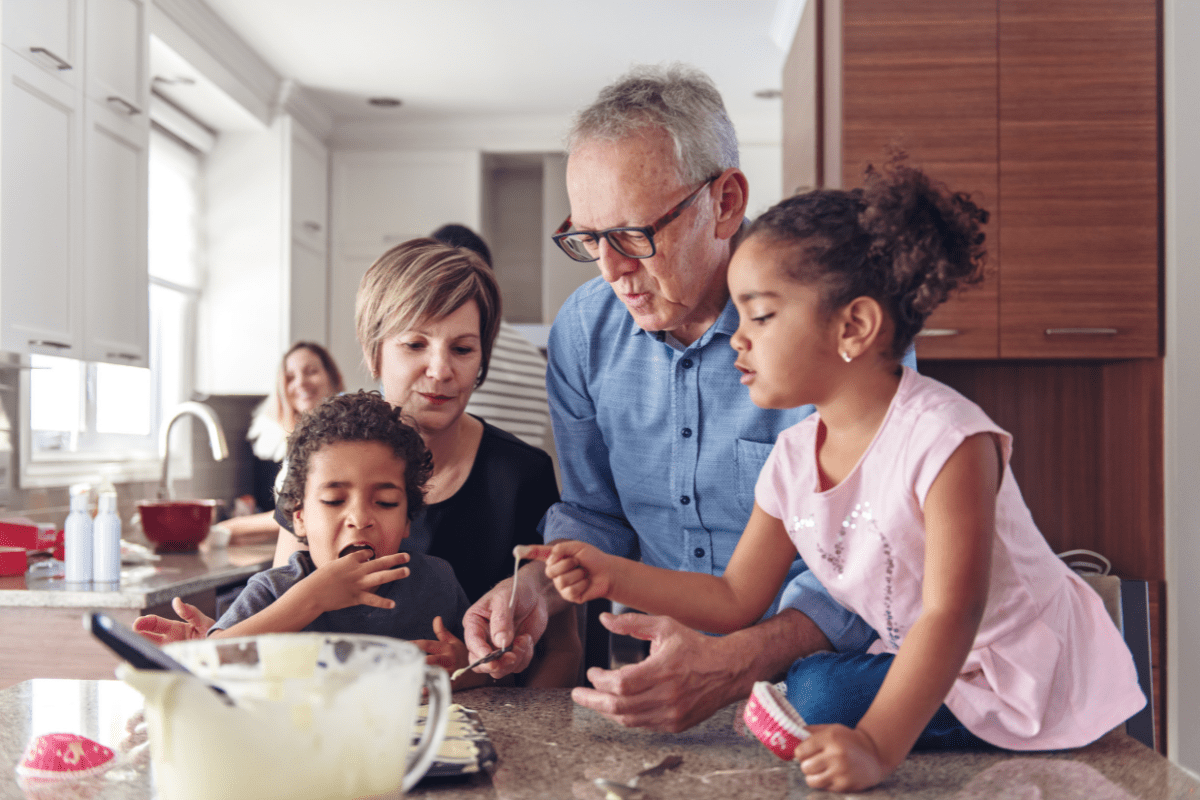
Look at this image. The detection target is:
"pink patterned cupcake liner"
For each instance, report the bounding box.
[743,681,810,761]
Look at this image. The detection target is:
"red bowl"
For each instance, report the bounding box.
[136,500,218,552]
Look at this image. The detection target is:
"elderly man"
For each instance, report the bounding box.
[464,64,893,731]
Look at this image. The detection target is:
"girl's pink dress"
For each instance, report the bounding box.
[756,367,1145,749]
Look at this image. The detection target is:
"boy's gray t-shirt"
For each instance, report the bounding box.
[211,550,470,641]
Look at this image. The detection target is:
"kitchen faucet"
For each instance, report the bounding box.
[158,401,229,500]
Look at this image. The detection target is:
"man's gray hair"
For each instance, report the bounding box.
[568,63,739,185]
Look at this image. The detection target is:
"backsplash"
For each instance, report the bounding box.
[0,367,265,533]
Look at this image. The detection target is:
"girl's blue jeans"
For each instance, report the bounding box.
[786,646,998,751]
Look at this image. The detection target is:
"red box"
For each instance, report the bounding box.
[0,520,59,551]
[0,546,27,577]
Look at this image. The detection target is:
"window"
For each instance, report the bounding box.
[20,124,206,487]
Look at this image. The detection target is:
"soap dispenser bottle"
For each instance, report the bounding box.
[64,484,93,589]
[93,491,121,590]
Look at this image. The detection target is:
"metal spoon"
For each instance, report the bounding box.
[594,754,684,799]
[452,551,523,680]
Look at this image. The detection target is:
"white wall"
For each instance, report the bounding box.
[1163,0,1200,775]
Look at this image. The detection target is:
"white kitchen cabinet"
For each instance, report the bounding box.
[81,0,149,366]
[85,0,145,118]
[0,0,149,366]
[0,52,84,358]
[290,122,328,255]
[83,105,148,365]
[2,0,82,89]
[197,115,331,393]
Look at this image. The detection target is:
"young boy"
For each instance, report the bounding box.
[137,392,478,683]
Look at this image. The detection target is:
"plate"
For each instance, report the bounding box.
[413,704,497,779]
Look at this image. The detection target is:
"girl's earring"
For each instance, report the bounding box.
[840,351,853,364]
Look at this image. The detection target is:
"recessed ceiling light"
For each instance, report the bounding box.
[368,97,402,108]
[754,89,783,100]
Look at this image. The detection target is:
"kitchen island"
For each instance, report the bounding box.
[1,681,1196,800]
[0,544,274,689]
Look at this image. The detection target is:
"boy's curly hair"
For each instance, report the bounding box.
[275,391,432,527]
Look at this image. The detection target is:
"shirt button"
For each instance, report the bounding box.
[694,547,705,558]
[680,495,690,505]
[681,427,692,438]
[681,358,693,369]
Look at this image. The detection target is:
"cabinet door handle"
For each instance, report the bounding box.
[917,328,961,338]
[106,96,142,116]
[28,339,71,350]
[106,352,141,361]
[1044,328,1119,336]
[29,47,73,71]
[302,221,322,232]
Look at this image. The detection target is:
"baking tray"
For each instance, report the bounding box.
[414,704,498,779]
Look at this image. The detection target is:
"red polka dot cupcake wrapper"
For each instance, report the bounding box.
[743,681,810,761]
[16,733,116,782]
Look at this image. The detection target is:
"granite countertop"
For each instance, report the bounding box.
[2,680,1197,800]
[0,544,275,610]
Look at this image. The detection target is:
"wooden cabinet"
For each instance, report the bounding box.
[840,0,1000,358]
[837,0,1159,359]
[997,0,1158,358]
[0,0,149,366]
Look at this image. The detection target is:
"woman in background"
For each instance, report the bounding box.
[216,341,343,544]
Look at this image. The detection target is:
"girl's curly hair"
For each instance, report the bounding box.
[744,150,989,358]
[275,391,433,528]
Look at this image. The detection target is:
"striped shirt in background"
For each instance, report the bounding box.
[466,321,551,450]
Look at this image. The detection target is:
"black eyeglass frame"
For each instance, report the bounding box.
[551,174,722,263]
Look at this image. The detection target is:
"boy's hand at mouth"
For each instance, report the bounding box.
[301,548,411,613]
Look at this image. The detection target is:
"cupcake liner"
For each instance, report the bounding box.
[743,681,810,761]
[15,733,116,782]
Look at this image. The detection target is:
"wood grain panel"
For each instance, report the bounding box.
[0,607,140,690]
[920,360,1163,581]
[841,0,1000,359]
[998,0,1160,358]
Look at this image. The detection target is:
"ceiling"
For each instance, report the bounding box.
[197,0,795,135]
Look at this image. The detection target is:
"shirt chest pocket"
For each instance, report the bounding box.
[735,439,776,515]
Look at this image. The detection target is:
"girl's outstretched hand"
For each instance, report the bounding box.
[794,723,890,792]
[515,542,614,604]
[303,550,411,613]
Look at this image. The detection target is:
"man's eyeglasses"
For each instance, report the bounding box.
[552,175,720,263]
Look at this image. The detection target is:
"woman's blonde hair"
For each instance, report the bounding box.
[355,238,502,385]
[272,341,345,432]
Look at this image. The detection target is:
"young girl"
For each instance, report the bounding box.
[136,391,483,687]
[525,155,1145,791]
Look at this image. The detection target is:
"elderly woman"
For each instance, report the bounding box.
[137,239,576,686]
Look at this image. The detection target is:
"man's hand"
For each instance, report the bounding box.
[572,608,834,733]
[461,562,552,679]
[133,597,214,644]
[570,612,750,732]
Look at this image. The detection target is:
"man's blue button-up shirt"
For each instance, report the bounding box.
[539,277,912,650]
